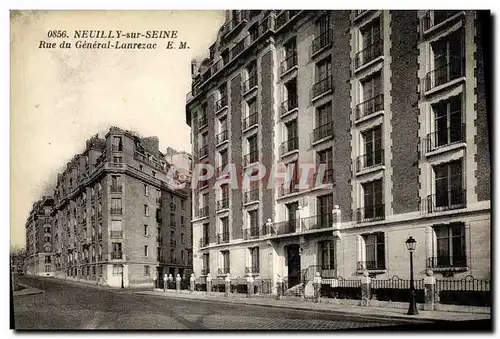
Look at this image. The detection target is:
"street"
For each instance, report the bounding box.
[13,276,442,330]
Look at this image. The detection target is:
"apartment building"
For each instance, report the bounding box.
[24,196,55,276]
[42,126,191,287]
[186,10,490,292]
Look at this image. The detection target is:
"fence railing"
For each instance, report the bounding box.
[356,94,384,120]
[311,76,333,98]
[276,10,300,30]
[424,56,464,92]
[354,39,383,69]
[422,10,461,32]
[216,198,229,211]
[312,29,332,54]
[243,75,258,93]
[356,149,384,172]
[311,121,333,143]
[243,112,258,130]
[427,256,467,269]
[280,137,299,155]
[216,130,228,144]
[244,189,259,204]
[200,237,209,248]
[421,189,467,214]
[215,96,228,112]
[300,214,334,231]
[198,206,209,218]
[110,208,123,215]
[281,52,298,75]
[424,124,466,153]
[217,232,230,244]
[312,168,335,185]
[355,204,385,223]
[198,144,208,158]
[280,96,298,116]
[244,151,259,166]
[356,260,386,271]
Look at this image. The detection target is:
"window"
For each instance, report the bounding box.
[248,210,259,237]
[112,264,122,275]
[112,136,123,151]
[45,255,51,264]
[144,265,150,276]
[317,194,333,227]
[219,149,228,171]
[317,148,333,182]
[431,94,463,151]
[221,49,229,65]
[250,247,259,273]
[430,30,463,88]
[144,225,148,236]
[144,204,149,216]
[202,253,210,274]
[181,199,185,210]
[358,72,383,119]
[112,243,122,259]
[45,264,51,272]
[44,236,51,243]
[433,160,464,211]
[113,156,122,164]
[283,78,298,112]
[99,265,103,276]
[92,266,96,275]
[221,250,230,274]
[202,223,209,246]
[144,245,148,257]
[361,125,383,169]
[144,184,148,196]
[249,23,259,42]
[111,198,122,213]
[315,57,332,83]
[363,232,385,270]
[181,250,185,262]
[432,222,466,268]
[170,249,175,261]
[361,180,384,221]
[180,216,185,226]
[181,233,184,244]
[170,213,176,226]
[247,134,258,164]
[319,241,335,270]
[152,171,156,178]
[139,164,143,171]
[284,119,298,153]
[361,17,381,50]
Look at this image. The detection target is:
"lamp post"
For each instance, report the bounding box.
[405,236,418,315]
[120,264,124,289]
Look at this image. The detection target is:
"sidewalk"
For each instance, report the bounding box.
[13,283,44,297]
[136,290,491,323]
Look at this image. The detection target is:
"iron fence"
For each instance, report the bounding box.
[312,29,332,54]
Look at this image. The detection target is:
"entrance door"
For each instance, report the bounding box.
[156,266,163,289]
[287,244,301,287]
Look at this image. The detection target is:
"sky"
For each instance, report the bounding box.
[10,10,226,248]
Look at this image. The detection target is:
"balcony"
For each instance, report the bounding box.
[216,130,228,145]
[215,96,228,112]
[242,112,258,130]
[422,10,462,33]
[280,96,298,117]
[243,75,258,95]
[312,29,332,55]
[355,204,385,223]
[231,38,246,59]
[110,207,123,215]
[198,144,208,159]
[198,206,209,218]
[216,198,229,211]
[170,221,177,228]
[311,122,334,144]
[278,182,300,197]
[424,57,464,93]
[108,162,124,169]
[244,189,259,204]
[111,145,123,152]
[245,266,260,275]
[354,39,383,70]
[427,255,467,270]
[272,220,297,235]
[198,180,209,189]
[217,232,230,244]
[243,227,262,240]
[353,10,369,21]
[276,10,301,31]
[210,59,224,76]
[424,124,466,154]
[110,230,123,238]
[170,239,177,247]
[280,137,299,156]
[421,189,466,214]
[244,151,259,167]
[223,10,248,37]
[356,260,386,271]
[300,214,334,231]
[280,53,298,75]
[198,115,207,129]
[200,237,209,248]
[217,267,230,275]
[111,252,123,260]
[311,76,333,100]
[356,94,384,121]
[312,168,335,185]
[201,268,210,276]
[356,149,384,172]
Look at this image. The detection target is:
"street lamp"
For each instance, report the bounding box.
[405,236,418,315]
[120,264,124,289]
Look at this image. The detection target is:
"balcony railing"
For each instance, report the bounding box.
[425,56,464,92]
[421,189,466,213]
[300,214,334,231]
[280,53,298,75]
[201,268,210,276]
[356,260,386,271]
[311,121,334,143]
[217,232,230,244]
[313,168,335,185]
[111,145,123,152]
[245,266,260,274]
[198,115,207,129]
[243,75,258,93]
[272,220,297,235]
[244,151,259,166]
[200,237,209,248]
[111,252,123,260]
[424,124,466,153]
[198,179,209,189]
[278,182,300,197]
[223,10,248,36]
[276,10,300,30]
[217,198,229,211]
[215,96,228,112]
[356,149,384,172]
[355,39,383,69]
[243,227,261,240]
[427,255,467,269]
[280,96,298,116]
[198,206,209,218]
[110,208,123,215]
[356,94,384,120]
[218,267,230,275]
[110,230,123,238]
[244,189,259,204]
[422,10,461,32]
[216,130,228,144]
[231,38,246,58]
[311,76,333,99]
[108,162,124,169]
[243,112,258,130]
[199,144,208,158]
[355,204,385,223]
[280,137,299,156]
[312,29,333,55]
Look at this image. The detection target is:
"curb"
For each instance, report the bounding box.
[134,291,442,324]
[13,283,44,297]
